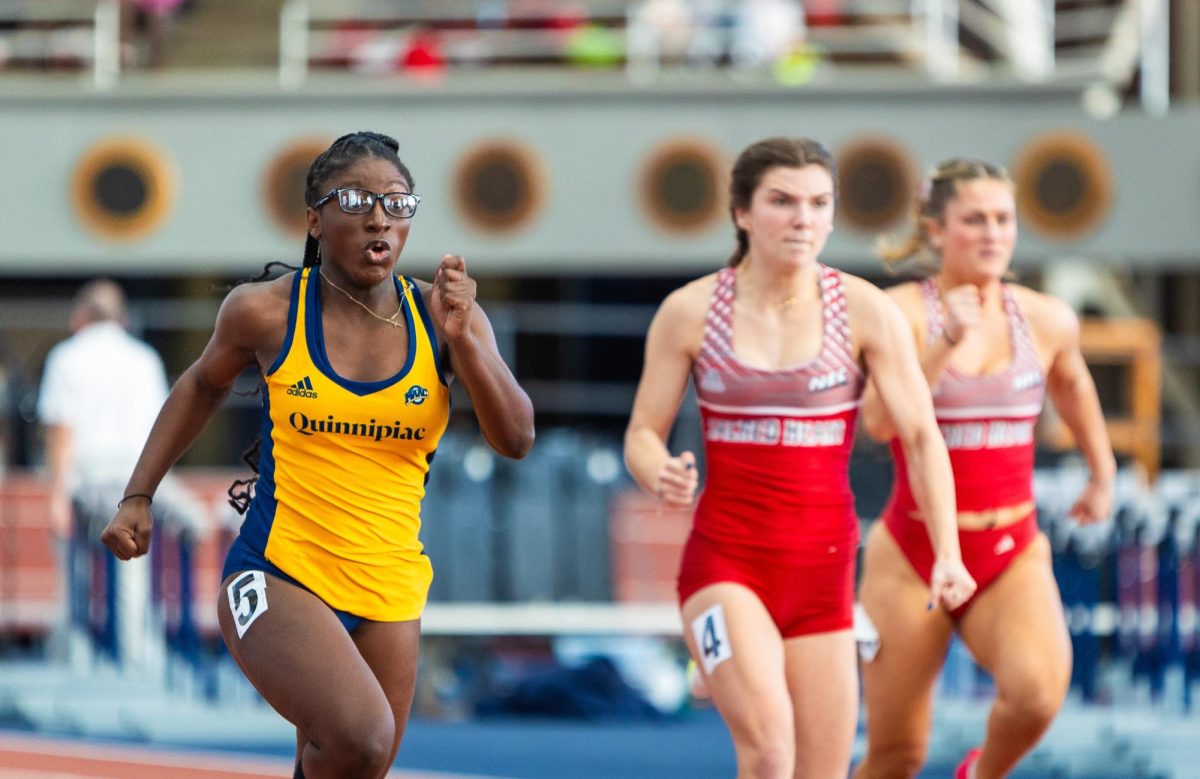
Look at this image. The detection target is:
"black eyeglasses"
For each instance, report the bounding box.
[313,188,421,219]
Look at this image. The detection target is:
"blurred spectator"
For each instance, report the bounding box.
[328,21,376,69]
[730,0,806,70]
[628,0,694,66]
[38,279,203,672]
[347,31,404,77]
[400,27,448,74]
[508,0,588,31]
[121,0,185,69]
[687,0,736,67]
[807,0,849,26]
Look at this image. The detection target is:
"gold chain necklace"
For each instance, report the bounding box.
[737,267,799,310]
[319,269,404,328]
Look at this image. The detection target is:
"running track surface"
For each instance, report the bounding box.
[0,732,465,779]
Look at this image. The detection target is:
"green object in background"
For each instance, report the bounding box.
[565,24,625,68]
[774,44,822,86]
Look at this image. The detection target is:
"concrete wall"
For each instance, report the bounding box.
[1,77,1197,277]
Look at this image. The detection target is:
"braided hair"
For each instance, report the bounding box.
[301,131,414,267]
[227,131,414,513]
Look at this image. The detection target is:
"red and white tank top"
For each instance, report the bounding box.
[888,279,1045,514]
[691,265,865,564]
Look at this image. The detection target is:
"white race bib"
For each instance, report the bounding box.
[691,603,733,675]
[227,570,269,639]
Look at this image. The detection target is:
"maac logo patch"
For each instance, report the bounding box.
[405,384,429,405]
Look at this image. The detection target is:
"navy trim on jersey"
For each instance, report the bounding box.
[406,275,448,388]
[265,270,303,377]
[307,272,417,397]
[241,380,278,555]
[222,535,365,634]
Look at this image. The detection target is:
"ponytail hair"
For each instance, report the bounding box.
[726,137,836,267]
[877,157,1011,270]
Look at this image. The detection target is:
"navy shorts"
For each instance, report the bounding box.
[222,534,365,633]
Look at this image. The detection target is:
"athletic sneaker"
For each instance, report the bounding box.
[954,747,982,779]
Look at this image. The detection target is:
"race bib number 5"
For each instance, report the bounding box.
[227,570,269,639]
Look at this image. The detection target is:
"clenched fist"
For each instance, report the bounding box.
[941,284,983,345]
[432,254,476,342]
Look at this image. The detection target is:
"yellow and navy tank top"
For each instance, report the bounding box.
[239,267,449,621]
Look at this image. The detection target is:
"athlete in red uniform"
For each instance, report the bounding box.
[854,159,1115,779]
[625,137,975,779]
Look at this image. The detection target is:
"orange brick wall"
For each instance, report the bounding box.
[609,489,692,604]
[0,470,245,639]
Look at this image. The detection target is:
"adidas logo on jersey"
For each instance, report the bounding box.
[808,368,848,393]
[994,534,1016,556]
[287,376,318,399]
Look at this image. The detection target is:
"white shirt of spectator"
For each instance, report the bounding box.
[629,0,694,62]
[731,0,806,68]
[37,321,168,487]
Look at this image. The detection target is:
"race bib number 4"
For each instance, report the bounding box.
[691,603,733,675]
[227,570,269,639]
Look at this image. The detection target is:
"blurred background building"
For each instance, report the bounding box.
[0,1,1198,777]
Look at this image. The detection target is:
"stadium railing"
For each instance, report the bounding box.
[276,0,1168,109]
[0,0,120,87]
[5,442,1200,715]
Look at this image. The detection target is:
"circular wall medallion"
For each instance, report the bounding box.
[834,136,917,233]
[637,138,725,235]
[262,137,331,239]
[71,136,177,242]
[452,140,546,234]
[1013,131,1113,240]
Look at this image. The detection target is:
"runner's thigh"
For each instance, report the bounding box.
[217,571,393,743]
[353,618,421,760]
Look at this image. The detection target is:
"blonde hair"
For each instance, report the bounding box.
[878,157,1012,269]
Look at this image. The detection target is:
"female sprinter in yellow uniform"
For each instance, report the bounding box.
[102,131,534,779]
